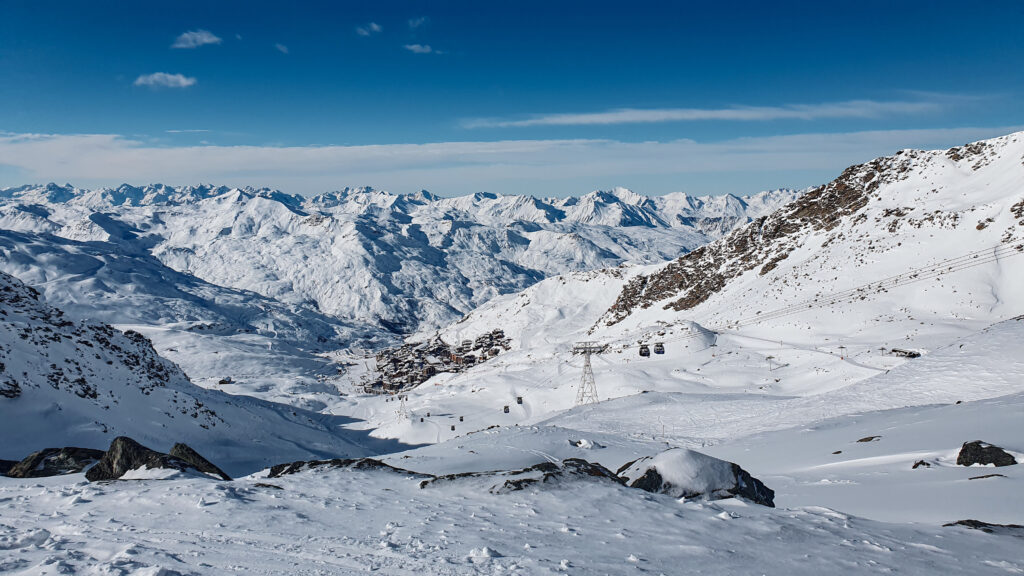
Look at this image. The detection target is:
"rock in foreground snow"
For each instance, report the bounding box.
[956,441,1018,467]
[168,443,232,481]
[618,448,775,506]
[5,447,105,478]
[422,458,624,494]
[85,437,228,482]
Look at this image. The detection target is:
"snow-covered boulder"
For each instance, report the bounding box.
[617,448,775,507]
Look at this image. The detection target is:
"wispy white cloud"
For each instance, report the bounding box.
[171,29,221,49]
[133,73,197,89]
[408,16,428,29]
[165,129,210,134]
[463,100,944,128]
[404,43,436,54]
[356,22,383,36]
[1,127,1018,196]
[274,43,289,54]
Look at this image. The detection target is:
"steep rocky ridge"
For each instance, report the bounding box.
[600,133,1024,327]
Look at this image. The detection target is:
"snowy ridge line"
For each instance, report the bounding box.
[597,239,1024,351]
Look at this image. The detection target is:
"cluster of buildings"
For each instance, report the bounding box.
[365,329,509,393]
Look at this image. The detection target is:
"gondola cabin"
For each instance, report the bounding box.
[639,344,650,357]
[654,342,665,355]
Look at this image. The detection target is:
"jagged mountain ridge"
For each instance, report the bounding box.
[0,271,399,474]
[0,184,801,336]
[598,133,1024,330]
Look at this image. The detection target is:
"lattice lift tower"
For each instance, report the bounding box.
[571,342,607,405]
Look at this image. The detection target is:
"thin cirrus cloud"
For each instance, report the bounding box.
[462,100,943,128]
[356,22,383,36]
[1,126,1017,197]
[404,44,435,54]
[133,73,197,89]
[275,43,289,54]
[171,29,222,49]
[408,16,428,29]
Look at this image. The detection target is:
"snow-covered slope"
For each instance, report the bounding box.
[0,184,799,336]
[600,134,1024,337]
[4,454,1022,575]
[0,271,405,475]
[0,229,383,409]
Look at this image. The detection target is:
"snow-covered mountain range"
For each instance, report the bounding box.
[2,132,1023,575]
[0,183,798,403]
[0,183,799,336]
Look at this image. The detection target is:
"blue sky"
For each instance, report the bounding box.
[1,0,1022,197]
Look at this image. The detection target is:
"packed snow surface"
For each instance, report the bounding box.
[2,461,1021,575]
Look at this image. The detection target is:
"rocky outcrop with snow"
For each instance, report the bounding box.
[618,448,775,506]
[84,436,229,482]
[600,133,1024,329]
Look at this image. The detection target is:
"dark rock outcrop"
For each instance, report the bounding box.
[943,519,1024,536]
[85,436,227,481]
[1,459,20,475]
[956,441,1017,467]
[421,458,624,494]
[169,443,231,481]
[968,473,1006,480]
[601,158,880,324]
[6,447,105,478]
[267,457,424,479]
[0,376,20,399]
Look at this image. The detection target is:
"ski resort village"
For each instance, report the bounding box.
[1,2,1023,575]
